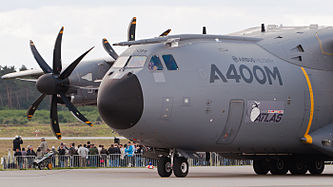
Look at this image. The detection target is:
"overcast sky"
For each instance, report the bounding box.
[1,0,333,69]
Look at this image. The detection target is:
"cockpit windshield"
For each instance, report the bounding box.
[112,56,147,68]
[112,56,130,68]
[126,56,147,68]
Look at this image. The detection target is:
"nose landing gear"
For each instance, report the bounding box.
[157,150,189,178]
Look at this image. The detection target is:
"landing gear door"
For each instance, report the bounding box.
[217,99,244,144]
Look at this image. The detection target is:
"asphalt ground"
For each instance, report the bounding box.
[1,165,333,187]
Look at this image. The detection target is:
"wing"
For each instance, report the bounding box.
[1,69,44,79]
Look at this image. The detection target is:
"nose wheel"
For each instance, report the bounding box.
[157,156,189,178]
[157,157,172,177]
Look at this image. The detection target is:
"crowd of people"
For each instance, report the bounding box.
[10,136,146,169]
[6,136,251,170]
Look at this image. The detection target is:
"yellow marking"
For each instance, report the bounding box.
[85,121,91,124]
[301,67,314,144]
[104,40,108,43]
[28,115,32,117]
[56,133,61,135]
[315,32,333,55]
[60,31,64,34]
[132,21,136,24]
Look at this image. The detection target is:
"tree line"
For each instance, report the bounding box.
[0,65,50,110]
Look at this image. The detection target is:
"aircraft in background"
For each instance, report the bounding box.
[3,18,333,178]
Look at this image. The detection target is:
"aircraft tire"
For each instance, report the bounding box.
[289,159,308,175]
[308,160,324,175]
[173,157,189,177]
[269,159,288,175]
[157,157,172,177]
[253,159,269,175]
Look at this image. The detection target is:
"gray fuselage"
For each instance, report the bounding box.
[98,25,333,158]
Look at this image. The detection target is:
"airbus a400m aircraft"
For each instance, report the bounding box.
[3,18,333,177]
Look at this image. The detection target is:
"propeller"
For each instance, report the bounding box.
[160,29,171,37]
[102,38,118,60]
[103,17,172,59]
[27,27,94,139]
[128,17,136,41]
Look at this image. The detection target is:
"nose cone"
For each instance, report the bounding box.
[36,74,57,94]
[97,73,144,129]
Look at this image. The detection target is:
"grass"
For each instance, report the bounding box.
[0,122,116,137]
[0,109,127,157]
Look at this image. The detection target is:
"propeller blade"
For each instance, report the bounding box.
[60,94,93,127]
[159,29,171,37]
[203,26,207,34]
[50,94,61,139]
[102,38,119,60]
[128,17,136,41]
[30,40,53,73]
[53,27,64,74]
[27,94,47,120]
[59,47,94,80]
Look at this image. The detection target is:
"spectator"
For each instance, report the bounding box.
[13,136,23,151]
[108,144,116,167]
[21,148,27,156]
[206,152,211,166]
[78,144,89,167]
[100,145,108,167]
[14,148,23,169]
[135,144,143,167]
[98,145,102,155]
[58,145,66,167]
[86,141,91,149]
[36,147,43,159]
[89,144,98,167]
[39,138,48,154]
[69,143,78,167]
[114,144,121,167]
[125,142,135,167]
[119,144,125,167]
[26,146,36,168]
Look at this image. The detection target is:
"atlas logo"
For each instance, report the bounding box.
[247,100,284,124]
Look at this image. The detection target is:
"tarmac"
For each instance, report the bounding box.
[1,165,333,187]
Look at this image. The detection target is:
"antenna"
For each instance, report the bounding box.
[261,24,265,32]
[203,26,207,34]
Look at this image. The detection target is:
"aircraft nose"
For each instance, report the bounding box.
[97,72,144,129]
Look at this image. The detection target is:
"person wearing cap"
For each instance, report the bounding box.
[13,135,23,151]
[39,138,48,154]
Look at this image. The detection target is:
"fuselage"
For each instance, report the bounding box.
[98,25,333,158]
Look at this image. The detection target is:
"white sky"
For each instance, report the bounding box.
[1,0,333,69]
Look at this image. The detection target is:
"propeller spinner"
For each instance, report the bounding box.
[27,27,94,139]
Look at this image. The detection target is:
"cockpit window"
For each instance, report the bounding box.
[162,54,179,70]
[126,56,147,68]
[148,55,163,70]
[112,56,130,68]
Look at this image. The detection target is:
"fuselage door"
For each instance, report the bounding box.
[217,99,244,144]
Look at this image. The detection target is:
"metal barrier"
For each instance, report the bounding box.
[0,153,251,170]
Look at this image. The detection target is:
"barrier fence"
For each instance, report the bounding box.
[1,153,252,170]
